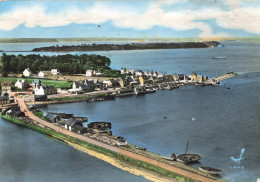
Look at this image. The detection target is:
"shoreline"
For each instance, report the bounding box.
[0,114,192,182]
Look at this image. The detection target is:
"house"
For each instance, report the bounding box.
[178,74,187,81]
[197,74,208,82]
[0,95,9,105]
[144,70,153,76]
[103,80,112,87]
[34,85,47,101]
[135,70,143,76]
[120,68,129,74]
[172,74,180,81]
[164,75,174,82]
[28,105,37,111]
[51,69,58,75]
[8,105,23,116]
[31,79,40,89]
[23,68,31,77]
[86,70,93,77]
[139,75,153,85]
[65,118,84,133]
[69,80,95,93]
[44,86,57,95]
[1,82,12,96]
[15,80,29,89]
[190,73,198,81]
[45,113,61,123]
[95,71,103,77]
[38,71,45,78]
[109,78,123,88]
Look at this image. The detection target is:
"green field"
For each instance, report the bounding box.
[0,77,72,89]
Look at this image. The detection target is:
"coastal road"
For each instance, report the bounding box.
[16,96,219,182]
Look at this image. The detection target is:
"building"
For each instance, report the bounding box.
[34,85,47,101]
[86,70,93,77]
[95,71,103,77]
[28,105,37,111]
[45,113,61,123]
[23,68,31,77]
[0,95,9,105]
[69,80,95,93]
[190,73,198,81]
[172,74,180,81]
[1,82,12,96]
[15,80,29,89]
[51,69,58,75]
[65,118,84,133]
[38,71,45,78]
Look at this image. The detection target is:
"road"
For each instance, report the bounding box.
[16,96,219,182]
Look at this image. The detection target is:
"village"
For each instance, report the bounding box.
[0,67,223,105]
[0,65,237,182]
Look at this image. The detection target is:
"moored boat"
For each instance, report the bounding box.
[212,56,227,59]
[177,154,202,163]
[177,140,202,163]
[199,166,223,175]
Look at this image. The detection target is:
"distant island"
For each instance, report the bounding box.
[32,41,220,52]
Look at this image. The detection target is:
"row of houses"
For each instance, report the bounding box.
[23,68,59,77]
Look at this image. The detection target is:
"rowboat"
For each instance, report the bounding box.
[199,166,223,175]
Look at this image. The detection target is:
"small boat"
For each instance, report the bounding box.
[177,140,202,163]
[199,166,223,175]
[164,116,167,119]
[161,156,175,161]
[134,145,146,151]
[177,154,202,163]
[212,56,227,59]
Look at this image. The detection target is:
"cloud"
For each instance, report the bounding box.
[0,0,259,37]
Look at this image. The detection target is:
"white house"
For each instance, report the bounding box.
[103,80,112,87]
[34,86,45,95]
[15,80,25,89]
[23,68,31,77]
[95,71,103,76]
[135,70,143,76]
[38,71,45,78]
[86,70,93,77]
[51,69,58,75]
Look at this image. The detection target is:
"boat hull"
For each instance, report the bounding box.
[199,167,222,175]
[177,154,202,163]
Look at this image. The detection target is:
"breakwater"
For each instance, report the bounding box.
[6,97,221,182]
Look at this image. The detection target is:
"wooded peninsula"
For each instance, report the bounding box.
[32,41,220,52]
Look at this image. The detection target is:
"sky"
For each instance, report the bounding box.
[0,0,260,38]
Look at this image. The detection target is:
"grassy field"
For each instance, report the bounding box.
[0,77,72,89]
[0,113,195,182]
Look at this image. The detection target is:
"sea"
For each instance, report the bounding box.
[0,41,260,182]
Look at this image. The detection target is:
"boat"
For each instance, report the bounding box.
[199,166,223,175]
[177,140,202,163]
[177,153,202,163]
[134,145,146,151]
[212,56,227,59]
[161,156,175,161]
